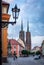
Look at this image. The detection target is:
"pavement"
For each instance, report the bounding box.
[2,56,44,65]
[35,57,44,65]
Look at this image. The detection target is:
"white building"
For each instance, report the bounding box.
[31,46,41,53]
[17,38,25,56]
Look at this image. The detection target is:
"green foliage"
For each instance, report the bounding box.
[35,51,41,55]
[28,51,31,54]
[30,52,35,55]
[21,50,27,54]
[21,50,30,56]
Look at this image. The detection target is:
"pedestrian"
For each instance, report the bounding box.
[15,54,17,59]
[13,51,16,60]
[13,51,17,60]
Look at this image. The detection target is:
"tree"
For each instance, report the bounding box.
[28,51,31,55]
[21,50,29,56]
[36,51,41,55]
[30,52,35,56]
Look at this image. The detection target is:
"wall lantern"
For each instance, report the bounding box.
[12,4,20,23]
[2,4,20,28]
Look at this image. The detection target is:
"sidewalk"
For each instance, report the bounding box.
[2,63,11,65]
[39,58,44,64]
[36,57,44,65]
[2,57,44,65]
[2,57,17,65]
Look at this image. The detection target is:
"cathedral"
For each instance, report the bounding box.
[19,21,31,51]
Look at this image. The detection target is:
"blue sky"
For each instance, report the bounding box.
[3,0,44,49]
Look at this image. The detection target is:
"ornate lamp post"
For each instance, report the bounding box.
[2,4,20,28]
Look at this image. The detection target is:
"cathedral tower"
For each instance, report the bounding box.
[19,20,25,43]
[25,21,31,51]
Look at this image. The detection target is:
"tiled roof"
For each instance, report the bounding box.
[32,46,41,50]
[8,39,25,48]
[8,39,19,45]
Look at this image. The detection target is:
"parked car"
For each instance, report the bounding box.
[34,55,41,60]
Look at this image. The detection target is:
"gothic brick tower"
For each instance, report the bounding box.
[19,20,25,43]
[25,21,31,51]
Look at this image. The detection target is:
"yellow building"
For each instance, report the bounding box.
[2,1,10,62]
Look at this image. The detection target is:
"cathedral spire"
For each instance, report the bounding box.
[21,20,23,31]
[27,21,29,32]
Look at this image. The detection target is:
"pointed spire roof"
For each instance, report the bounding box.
[27,21,29,32]
[21,20,23,31]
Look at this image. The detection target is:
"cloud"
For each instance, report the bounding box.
[9,15,14,22]
[7,0,44,49]
[7,24,14,34]
[2,0,14,3]
[30,22,44,36]
[8,0,44,35]
[21,0,44,23]
[31,36,44,49]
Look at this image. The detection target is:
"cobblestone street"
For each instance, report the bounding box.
[2,56,44,65]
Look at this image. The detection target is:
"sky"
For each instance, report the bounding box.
[3,0,44,49]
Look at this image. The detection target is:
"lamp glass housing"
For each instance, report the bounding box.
[12,4,20,21]
[12,9,19,19]
[2,6,7,14]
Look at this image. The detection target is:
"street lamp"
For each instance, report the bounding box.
[2,4,20,28]
[12,4,20,24]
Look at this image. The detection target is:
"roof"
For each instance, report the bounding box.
[32,46,41,50]
[8,39,19,45]
[2,1,10,13]
[8,39,25,48]
[2,1,9,5]
[17,38,25,48]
